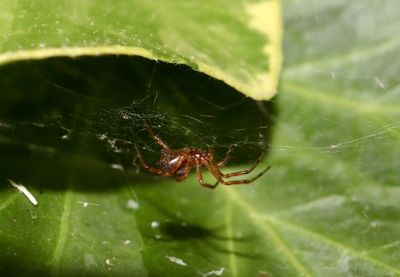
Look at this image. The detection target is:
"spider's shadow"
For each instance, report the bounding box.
[138,196,264,260]
[0,56,277,191]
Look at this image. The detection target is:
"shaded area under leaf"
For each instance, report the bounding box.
[0,56,276,191]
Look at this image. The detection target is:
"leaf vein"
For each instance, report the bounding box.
[51,190,73,277]
[0,193,19,211]
[223,189,313,277]
[225,198,237,277]
[267,216,400,275]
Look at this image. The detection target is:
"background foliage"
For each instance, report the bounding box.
[1,0,400,276]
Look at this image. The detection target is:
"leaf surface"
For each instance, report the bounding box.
[0,0,281,100]
[1,0,400,277]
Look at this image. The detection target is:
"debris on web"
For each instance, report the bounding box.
[166,255,187,266]
[8,179,38,206]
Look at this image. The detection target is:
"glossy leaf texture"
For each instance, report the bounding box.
[0,0,281,100]
[1,1,400,277]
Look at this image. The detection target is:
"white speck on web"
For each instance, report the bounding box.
[151,221,160,228]
[98,134,107,140]
[329,143,341,149]
[201,268,225,276]
[105,258,113,266]
[110,164,124,171]
[78,201,89,208]
[166,256,187,266]
[78,201,100,208]
[126,199,140,210]
[8,179,38,206]
[123,240,131,245]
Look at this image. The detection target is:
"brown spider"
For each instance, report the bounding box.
[135,123,271,189]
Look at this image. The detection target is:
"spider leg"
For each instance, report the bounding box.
[143,120,170,150]
[207,164,271,186]
[135,145,171,176]
[218,151,265,178]
[206,164,225,186]
[224,165,270,185]
[222,166,271,185]
[217,144,234,167]
[197,165,219,189]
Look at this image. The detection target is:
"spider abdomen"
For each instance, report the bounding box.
[158,149,180,171]
[158,148,212,173]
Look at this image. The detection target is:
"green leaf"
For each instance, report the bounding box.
[0,0,281,100]
[1,1,400,277]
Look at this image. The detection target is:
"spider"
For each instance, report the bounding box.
[135,123,271,189]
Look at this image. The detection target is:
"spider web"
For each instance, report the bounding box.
[0,53,398,191]
[0,56,273,183]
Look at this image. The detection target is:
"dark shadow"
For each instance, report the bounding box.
[0,257,48,277]
[157,221,262,259]
[158,221,253,243]
[0,55,277,191]
[159,221,226,241]
[137,195,263,260]
[0,256,142,277]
